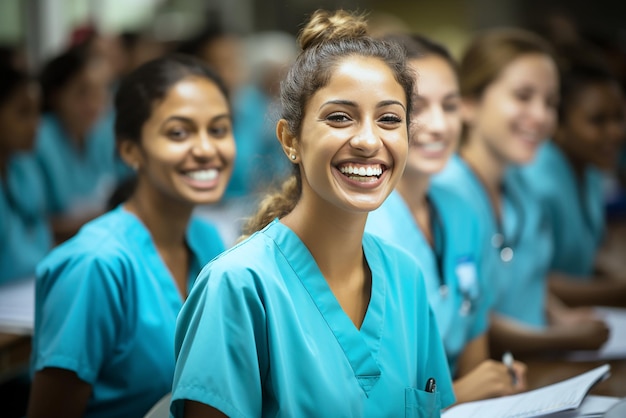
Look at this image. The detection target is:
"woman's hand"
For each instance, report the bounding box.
[452,358,527,404]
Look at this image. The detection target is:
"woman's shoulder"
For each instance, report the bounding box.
[206,228,280,271]
[38,208,145,273]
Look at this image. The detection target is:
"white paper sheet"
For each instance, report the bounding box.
[0,276,35,335]
[539,395,622,417]
[566,307,626,361]
[441,364,611,418]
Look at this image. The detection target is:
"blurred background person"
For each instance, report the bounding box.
[35,43,128,243]
[434,27,610,358]
[228,30,299,199]
[520,54,626,306]
[175,14,244,99]
[0,66,49,285]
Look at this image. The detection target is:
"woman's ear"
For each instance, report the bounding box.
[118,138,142,171]
[276,119,299,163]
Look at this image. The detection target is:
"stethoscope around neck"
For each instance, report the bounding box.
[463,158,524,263]
[491,184,524,263]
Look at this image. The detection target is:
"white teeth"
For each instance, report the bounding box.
[421,142,445,152]
[339,165,383,177]
[186,169,218,181]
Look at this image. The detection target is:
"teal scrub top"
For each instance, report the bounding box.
[434,155,553,327]
[34,112,128,215]
[31,205,225,418]
[519,141,605,279]
[171,219,455,418]
[0,152,53,285]
[366,188,491,375]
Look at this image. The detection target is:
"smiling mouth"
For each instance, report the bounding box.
[184,168,219,181]
[338,163,385,182]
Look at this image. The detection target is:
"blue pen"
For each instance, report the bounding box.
[424,377,436,393]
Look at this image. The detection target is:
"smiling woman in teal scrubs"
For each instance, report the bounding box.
[366,33,526,404]
[27,54,235,418]
[171,9,454,418]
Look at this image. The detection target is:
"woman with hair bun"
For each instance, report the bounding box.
[171,9,455,418]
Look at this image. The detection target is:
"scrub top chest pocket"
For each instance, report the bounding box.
[405,387,442,418]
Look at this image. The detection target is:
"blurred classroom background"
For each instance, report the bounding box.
[5,0,625,242]
[2,0,626,68]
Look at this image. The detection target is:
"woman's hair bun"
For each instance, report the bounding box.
[297,9,369,51]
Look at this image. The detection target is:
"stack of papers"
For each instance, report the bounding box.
[442,364,611,418]
[566,307,626,361]
[0,276,35,335]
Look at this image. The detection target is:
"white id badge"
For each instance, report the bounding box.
[455,256,479,315]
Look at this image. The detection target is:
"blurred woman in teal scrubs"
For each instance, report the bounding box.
[35,44,128,243]
[27,54,235,418]
[171,9,454,418]
[0,66,51,285]
[520,59,626,307]
[366,33,526,403]
[434,28,610,357]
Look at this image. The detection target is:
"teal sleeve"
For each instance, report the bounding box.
[33,255,125,383]
[171,264,268,418]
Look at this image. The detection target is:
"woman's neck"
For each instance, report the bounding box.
[123,185,193,250]
[396,172,433,244]
[281,195,366,285]
[460,137,507,196]
[460,135,509,218]
[281,193,371,329]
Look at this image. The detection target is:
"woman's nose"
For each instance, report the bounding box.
[349,122,382,154]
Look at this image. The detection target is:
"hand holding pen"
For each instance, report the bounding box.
[502,351,526,391]
[452,356,528,403]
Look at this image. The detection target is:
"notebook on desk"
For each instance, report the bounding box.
[0,276,35,335]
[442,364,611,418]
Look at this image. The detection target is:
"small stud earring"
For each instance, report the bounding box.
[131,162,139,171]
[290,154,297,160]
